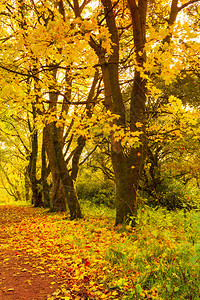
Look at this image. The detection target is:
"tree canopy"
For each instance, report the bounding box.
[0,0,200,224]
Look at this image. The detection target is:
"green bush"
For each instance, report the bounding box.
[76,168,116,208]
[141,179,200,211]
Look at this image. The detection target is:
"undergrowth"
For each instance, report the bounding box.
[0,199,199,299]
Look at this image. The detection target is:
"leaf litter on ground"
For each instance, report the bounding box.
[0,204,200,299]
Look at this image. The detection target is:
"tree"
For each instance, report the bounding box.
[0,110,29,202]
[0,0,100,218]
[0,0,200,224]
[70,0,200,224]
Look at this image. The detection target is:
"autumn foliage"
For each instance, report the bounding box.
[0,204,200,299]
[0,0,200,297]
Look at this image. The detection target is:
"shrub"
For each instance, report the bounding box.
[76,168,115,208]
[141,178,200,211]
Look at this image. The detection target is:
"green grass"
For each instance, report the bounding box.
[1,198,200,299]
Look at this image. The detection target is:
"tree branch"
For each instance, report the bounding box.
[178,0,200,11]
[0,65,41,81]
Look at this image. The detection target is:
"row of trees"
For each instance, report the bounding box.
[0,0,200,224]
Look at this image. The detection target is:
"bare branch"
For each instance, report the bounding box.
[66,0,74,11]
[69,144,98,170]
[178,0,200,11]
[0,65,41,81]
[0,120,29,153]
[80,0,91,13]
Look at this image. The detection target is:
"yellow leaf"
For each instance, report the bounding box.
[135,122,143,128]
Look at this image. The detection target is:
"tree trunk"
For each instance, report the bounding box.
[43,123,67,212]
[52,122,82,219]
[95,0,147,225]
[24,167,30,202]
[28,116,43,207]
[41,131,51,208]
[111,150,137,224]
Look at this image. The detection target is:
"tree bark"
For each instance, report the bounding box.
[41,130,51,208]
[24,167,30,201]
[27,106,43,208]
[43,123,67,212]
[52,122,82,219]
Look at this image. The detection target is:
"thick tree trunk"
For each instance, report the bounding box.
[111,150,137,225]
[52,122,82,219]
[32,181,43,208]
[71,135,86,181]
[43,123,67,212]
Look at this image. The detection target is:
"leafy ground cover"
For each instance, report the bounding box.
[0,203,200,299]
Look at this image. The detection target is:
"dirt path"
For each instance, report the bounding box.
[0,205,82,300]
[0,249,63,300]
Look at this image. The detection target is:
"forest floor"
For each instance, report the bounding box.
[0,205,89,300]
[0,248,65,300]
[0,203,199,300]
[0,205,68,300]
